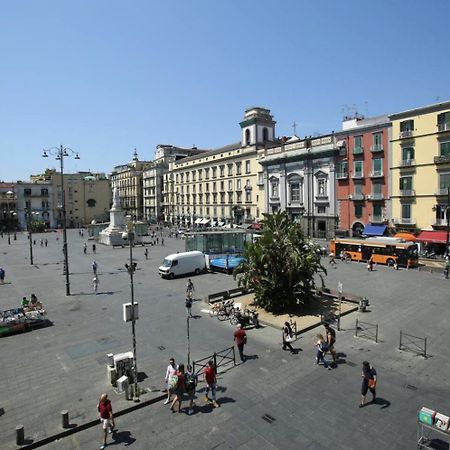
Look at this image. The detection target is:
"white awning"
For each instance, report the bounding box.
[194,218,202,224]
[201,218,210,224]
[218,221,225,226]
[211,221,217,227]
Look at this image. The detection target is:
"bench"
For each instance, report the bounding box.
[227,288,246,298]
[207,291,229,304]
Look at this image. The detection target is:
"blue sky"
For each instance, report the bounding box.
[1,0,449,181]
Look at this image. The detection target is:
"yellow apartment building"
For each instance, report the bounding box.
[389,100,450,253]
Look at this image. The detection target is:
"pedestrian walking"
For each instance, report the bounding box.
[92,260,98,275]
[233,323,247,362]
[161,237,164,245]
[359,361,377,407]
[164,358,178,405]
[97,393,115,449]
[93,276,99,294]
[45,239,48,247]
[0,267,5,284]
[324,322,337,366]
[83,243,87,254]
[156,236,159,245]
[186,278,194,299]
[40,239,43,246]
[203,360,220,408]
[185,296,193,317]
[367,257,374,271]
[315,334,331,370]
[329,252,337,265]
[144,248,149,260]
[184,364,198,415]
[282,321,295,353]
[92,243,96,254]
[444,260,450,279]
[169,364,185,413]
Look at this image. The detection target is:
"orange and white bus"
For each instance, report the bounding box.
[329,237,419,268]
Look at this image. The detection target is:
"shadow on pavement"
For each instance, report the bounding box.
[111,430,136,446]
[374,397,391,409]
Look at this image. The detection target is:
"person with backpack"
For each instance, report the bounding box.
[315,334,331,370]
[169,364,185,413]
[185,296,193,318]
[184,364,198,415]
[164,358,178,405]
[360,361,377,407]
[324,322,337,366]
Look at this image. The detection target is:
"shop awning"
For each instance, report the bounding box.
[394,232,416,242]
[194,218,202,224]
[218,221,225,227]
[211,221,217,227]
[363,225,387,236]
[247,223,263,230]
[201,218,210,225]
[416,230,448,244]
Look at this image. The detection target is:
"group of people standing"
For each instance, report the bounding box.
[163,357,219,415]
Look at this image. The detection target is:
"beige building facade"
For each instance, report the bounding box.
[162,107,276,226]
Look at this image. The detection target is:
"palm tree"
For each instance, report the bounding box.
[234,211,326,313]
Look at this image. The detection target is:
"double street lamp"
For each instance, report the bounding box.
[433,186,450,258]
[42,145,80,296]
[4,190,15,245]
[26,210,39,265]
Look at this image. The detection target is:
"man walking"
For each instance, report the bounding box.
[185,296,193,317]
[233,323,247,363]
[324,322,337,366]
[164,358,178,405]
[144,248,149,260]
[186,279,194,299]
[92,243,97,254]
[97,393,115,449]
[0,267,5,284]
[203,360,220,408]
[93,275,99,294]
[92,260,98,275]
[84,243,87,254]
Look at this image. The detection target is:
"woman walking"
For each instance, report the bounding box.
[360,361,377,407]
[282,321,295,353]
[315,334,331,370]
[170,364,186,413]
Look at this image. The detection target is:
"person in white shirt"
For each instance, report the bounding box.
[164,357,178,405]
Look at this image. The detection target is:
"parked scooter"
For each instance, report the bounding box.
[230,308,260,328]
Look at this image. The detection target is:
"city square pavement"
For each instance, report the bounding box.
[1,230,450,449]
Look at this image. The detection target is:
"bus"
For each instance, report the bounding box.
[329,237,419,268]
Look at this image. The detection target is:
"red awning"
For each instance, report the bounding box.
[248,223,262,230]
[416,230,448,244]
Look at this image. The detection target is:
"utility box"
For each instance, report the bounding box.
[113,351,134,381]
[123,303,139,322]
[107,365,117,386]
[116,375,129,394]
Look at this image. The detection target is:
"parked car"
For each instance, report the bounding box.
[159,251,206,279]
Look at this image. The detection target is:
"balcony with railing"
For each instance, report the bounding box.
[369,215,385,223]
[398,159,416,168]
[353,146,364,155]
[336,171,348,180]
[352,172,364,180]
[436,188,450,196]
[370,144,384,153]
[438,122,450,132]
[434,154,450,164]
[370,170,384,178]
[399,189,415,197]
[433,218,448,226]
[349,193,365,201]
[399,130,414,139]
[395,217,416,225]
[367,193,384,201]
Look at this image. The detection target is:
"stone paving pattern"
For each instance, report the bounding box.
[1,230,450,449]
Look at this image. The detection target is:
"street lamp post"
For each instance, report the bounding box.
[446,187,450,259]
[27,210,36,265]
[124,222,139,402]
[6,190,14,245]
[42,145,80,296]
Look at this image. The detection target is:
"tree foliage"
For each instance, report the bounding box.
[233,211,327,313]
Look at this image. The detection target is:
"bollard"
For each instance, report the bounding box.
[16,425,24,445]
[61,410,69,429]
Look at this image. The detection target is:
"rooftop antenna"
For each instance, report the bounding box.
[292,121,298,136]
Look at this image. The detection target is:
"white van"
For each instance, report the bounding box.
[159,251,206,279]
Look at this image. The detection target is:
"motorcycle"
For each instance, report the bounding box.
[230,308,259,328]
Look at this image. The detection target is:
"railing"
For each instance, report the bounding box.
[336,172,348,179]
[433,218,448,226]
[351,173,364,179]
[353,147,364,155]
[398,159,416,168]
[434,155,450,164]
[367,193,384,201]
[438,122,450,132]
[192,346,236,377]
[355,319,379,343]
[436,188,450,196]
[349,193,364,201]
[399,189,415,196]
[396,217,416,225]
[369,215,384,223]
[399,330,427,357]
[370,145,383,152]
[400,130,414,138]
[370,171,384,178]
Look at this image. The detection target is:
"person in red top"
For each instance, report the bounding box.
[233,323,247,363]
[97,393,115,449]
[169,364,186,413]
[203,360,220,408]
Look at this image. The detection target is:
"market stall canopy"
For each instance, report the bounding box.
[394,232,416,241]
[200,218,210,225]
[194,218,202,224]
[363,225,387,236]
[416,230,448,244]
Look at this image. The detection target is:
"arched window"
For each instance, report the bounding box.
[245,129,251,146]
[263,127,268,141]
[87,199,96,208]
